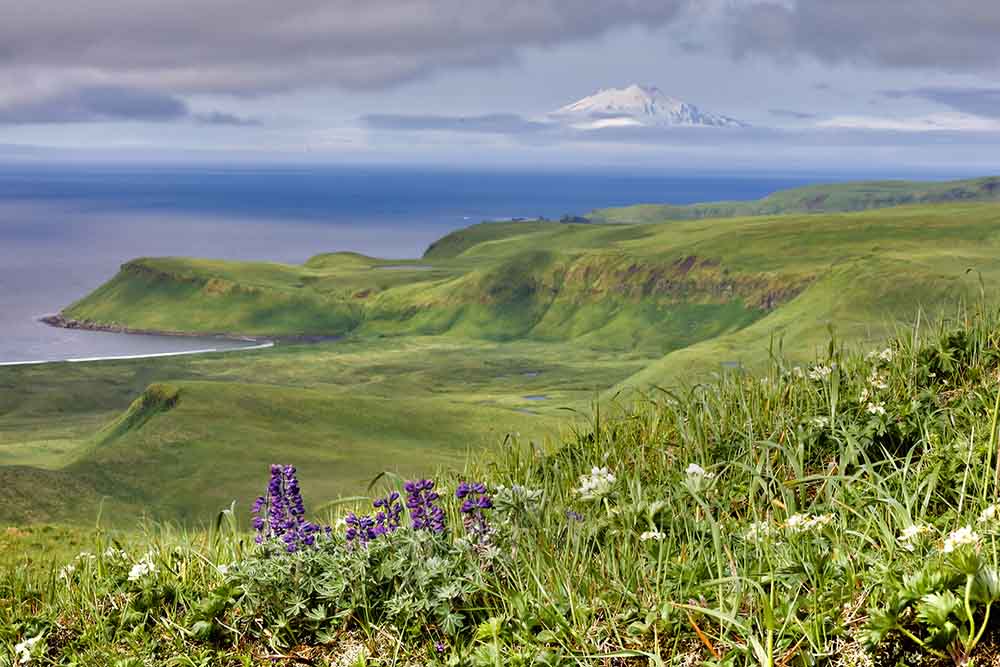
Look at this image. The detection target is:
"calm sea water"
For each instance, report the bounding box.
[0,164,934,363]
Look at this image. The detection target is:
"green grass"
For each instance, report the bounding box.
[9,304,1000,664]
[591,174,1000,223]
[0,336,654,524]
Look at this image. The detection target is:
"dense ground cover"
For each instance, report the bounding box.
[8,304,1000,664]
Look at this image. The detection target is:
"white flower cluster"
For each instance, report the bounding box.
[810,416,830,428]
[575,466,616,500]
[128,553,157,582]
[867,348,894,363]
[685,463,715,479]
[785,513,834,533]
[943,526,980,553]
[58,551,97,585]
[979,504,998,524]
[868,370,889,391]
[745,520,775,544]
[104,546,127,561]
[807,365,833,381]
[896,524,932,551]
[14,634,42,665]
[640,529,666,542]
[866,402,887,416]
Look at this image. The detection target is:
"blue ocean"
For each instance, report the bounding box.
[0,164,949,363]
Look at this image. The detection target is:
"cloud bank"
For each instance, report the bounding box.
[0,1,689,99]
[729,1,1000,73]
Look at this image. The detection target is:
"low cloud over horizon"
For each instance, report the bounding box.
[0,1,999,168]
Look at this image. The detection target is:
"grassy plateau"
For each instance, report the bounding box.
[3,177,1000,664]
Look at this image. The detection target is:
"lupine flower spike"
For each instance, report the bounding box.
[405,479,446,533]
[456,481,493,541]
[252,464,327,552]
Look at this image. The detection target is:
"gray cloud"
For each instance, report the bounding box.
[0,85,255,125]
[0,86,186,124]
[363,113,550,134]
[768,108,819,120]
[729,1,1000,73]
[193,111,261,127]
[0,1,690,100]
[884,87,1000,118]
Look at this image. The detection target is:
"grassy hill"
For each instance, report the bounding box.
[64,200,1000,380]
[591,175,1000,223]
[4,188,1000,526]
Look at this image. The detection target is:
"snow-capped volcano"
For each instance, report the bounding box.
[551,84,747,130]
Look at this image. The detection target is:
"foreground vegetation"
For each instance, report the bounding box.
[9,303,1000,664]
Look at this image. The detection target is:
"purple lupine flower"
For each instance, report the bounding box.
[405,479,446,533]
[565,509,585,523]
[345,491,404,546]
[456,480,493,540]
[252,464,327,552]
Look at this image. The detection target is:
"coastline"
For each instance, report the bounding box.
[39,313,342,344]
[0,315,279,367]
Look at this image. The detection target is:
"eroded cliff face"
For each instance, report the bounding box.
[62,248,810,353]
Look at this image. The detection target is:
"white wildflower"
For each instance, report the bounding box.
[575,466,616,500]
[897,524,932,551]
[866,402,886,416]
[745,520,775,543]
[810,416,830,428]
[786,513,833,533]
[685,463,715,479]
[979,505,998,524]
[786,514,808,531]
[943,526,980,553]
[640,529,666,542]
[58,563,76,583]
[128,557,156,582]
[807,365,833,381]
[217,564,231,576]
[103,546,126,560]
[14,633,43,665]
[859,387,870,402]
[868,370,889,390]
[879,348,894,362]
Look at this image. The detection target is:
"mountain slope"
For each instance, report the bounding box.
[550,84,747,129]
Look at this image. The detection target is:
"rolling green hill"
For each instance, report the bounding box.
[64,200,1000,378]
[590,175,1000,223]
[5,185,1000,525]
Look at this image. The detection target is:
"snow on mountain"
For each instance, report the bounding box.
[551,84,748,130]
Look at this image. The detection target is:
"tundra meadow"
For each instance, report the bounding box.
[6,303,1000,666]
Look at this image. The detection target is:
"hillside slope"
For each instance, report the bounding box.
[63,202,1000,378]
[591,175,1000,223]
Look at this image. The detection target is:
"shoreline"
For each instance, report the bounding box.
[39,313,342,344]
[0,341,276,367]
[0,314,282,367]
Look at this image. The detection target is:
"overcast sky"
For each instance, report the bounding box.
[2,0,1000,170]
